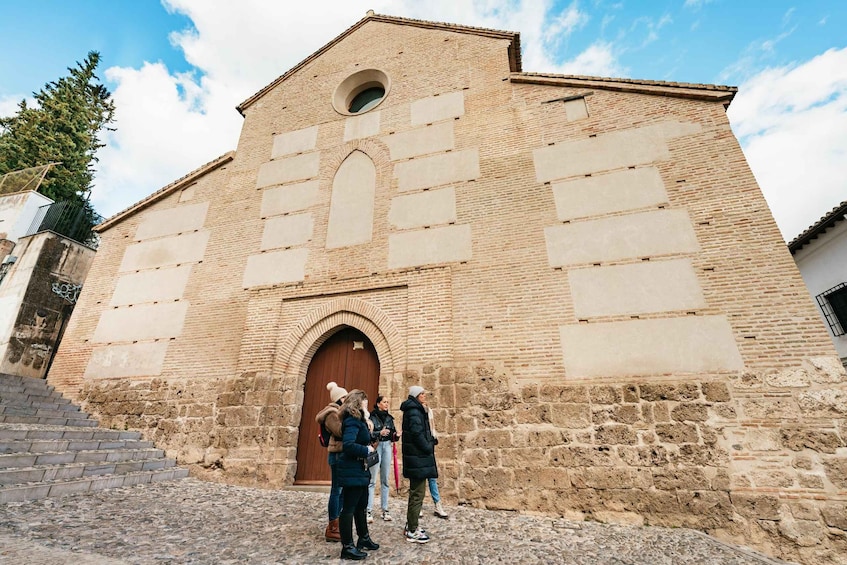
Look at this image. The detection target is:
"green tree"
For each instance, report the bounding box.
[0,51,115,225]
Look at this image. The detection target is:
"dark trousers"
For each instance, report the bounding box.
[406,478,426,532]
[339,484,369,545]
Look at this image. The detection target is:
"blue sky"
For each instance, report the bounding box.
[1,1,846,241]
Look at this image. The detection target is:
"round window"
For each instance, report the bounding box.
[332,69,390,116]
[348,86,385,113]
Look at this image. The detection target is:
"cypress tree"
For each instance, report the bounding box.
[0,51,115,237]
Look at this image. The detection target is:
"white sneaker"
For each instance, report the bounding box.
[382,510,393,521]
[404,527,430,544]
[367,511,374,523]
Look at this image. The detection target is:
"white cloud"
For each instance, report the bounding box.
[91,0,625,216]
[0,95,24,119]
[728,47,847,241]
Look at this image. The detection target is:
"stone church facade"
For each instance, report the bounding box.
[49,13,846,564]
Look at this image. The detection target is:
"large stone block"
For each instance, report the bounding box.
[410,91,464,125]
[260,180,318,217]
[242,249,308,288]
[569,259,706,317]
[533,121,701,182]
[270,125,318,159]
[381,121,454,160]
[388,187,457,229]
[551,166,668,221]
[84,342,169,378]
[560,316,743,378]
[92,302,189,343]
[119,231,210,272]
[110,265,193,306]
[256,152,320,189]
[135,202,209,241]
[387,224,472,269]
[545,209,700,266]
[393,149,480,191]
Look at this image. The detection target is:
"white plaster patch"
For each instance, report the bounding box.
[344,111,381,142]
[110,265,193,307]
[270,125,319,159]
[119,231,210,272]
[533,121,701,183]
[394,149,480,192]
[242,248,308,288]
[256,152,320,189]
[411,91,465,125]
[552,167,668,221]
[389,187,457,230]
[544,209,699,267]
[92,302,190,343]
[326,151,376,249]
[260,213,313,250]
[381,122,454,161]
[569,259,706,318]
[84,342,169,378]
[564,98,589,121]
[559,315,744,377]
[261,180,319,218]
[388,224,472,269]
[134,202,208,241]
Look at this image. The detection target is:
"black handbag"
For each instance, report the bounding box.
[363,449,380,470]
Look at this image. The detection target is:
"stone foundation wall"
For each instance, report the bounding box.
[80,355,847,564]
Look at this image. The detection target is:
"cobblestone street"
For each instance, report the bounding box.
[0,478,790,564]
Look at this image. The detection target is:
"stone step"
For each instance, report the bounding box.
[0,424,142,442]
[0,377,56,393]
[0,414,99,427]
[0,457,178,486]
[0,467,190,503]
[0,405,89,419]
[0,390,73,407]
[0,438,154,454]
[0,447,166,469]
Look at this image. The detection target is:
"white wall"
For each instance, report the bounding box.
[793,217,847,359]
[0,191,54,244]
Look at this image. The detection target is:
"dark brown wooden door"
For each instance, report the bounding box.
[294,327,380,484]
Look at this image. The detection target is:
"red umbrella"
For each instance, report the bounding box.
[393,442,401,494]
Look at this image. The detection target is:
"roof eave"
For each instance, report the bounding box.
[509,73,737,104]
[94,152,235,233]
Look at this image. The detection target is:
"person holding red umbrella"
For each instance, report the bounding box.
[367,394,400,522]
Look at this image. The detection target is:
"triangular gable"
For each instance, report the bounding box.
[236,11,521,115]
[511,73,737,105]
[95,151,235,232]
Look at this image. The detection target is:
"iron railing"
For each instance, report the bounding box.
[24,200,102,249]
[816,282,847,337]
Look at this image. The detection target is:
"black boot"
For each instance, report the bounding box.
[357,535,380,551]
[341,543,367,560]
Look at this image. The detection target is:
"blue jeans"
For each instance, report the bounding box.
[367,440,393,512]
[427,477,441,504]
[328,451,343,521]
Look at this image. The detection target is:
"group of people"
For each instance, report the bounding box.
[315,382,448,560]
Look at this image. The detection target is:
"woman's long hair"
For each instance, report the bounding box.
[339,389,367,421]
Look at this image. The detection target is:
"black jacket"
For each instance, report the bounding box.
[369,408,398,442]
[400,396,438,479]
[337,414,372,488]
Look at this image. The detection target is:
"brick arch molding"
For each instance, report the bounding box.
[275,297,406,389]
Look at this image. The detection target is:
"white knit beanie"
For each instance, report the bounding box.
[408,385,425,399]
[327,381,348,403]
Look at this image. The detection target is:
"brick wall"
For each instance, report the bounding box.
[49,17,846,564]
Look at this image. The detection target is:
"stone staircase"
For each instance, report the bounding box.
[0,373,187,503]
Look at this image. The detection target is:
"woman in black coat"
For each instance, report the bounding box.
[337,389,380,560]
[400,386,436,543]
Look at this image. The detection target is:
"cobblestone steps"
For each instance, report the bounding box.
[0,372,187,503]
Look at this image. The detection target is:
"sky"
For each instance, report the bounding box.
[1,0,845,242]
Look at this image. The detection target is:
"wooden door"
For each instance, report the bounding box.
[294,327,380,484]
